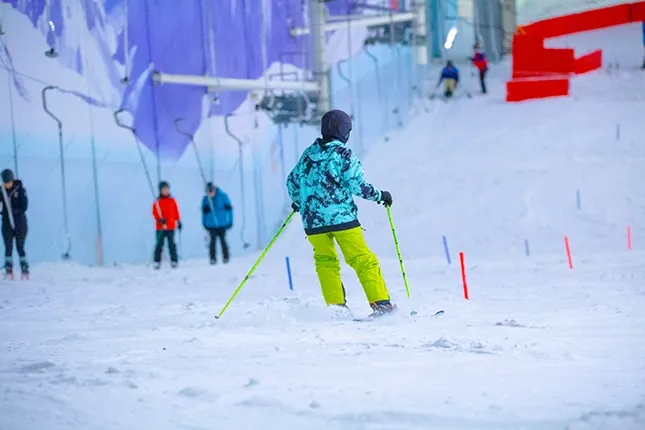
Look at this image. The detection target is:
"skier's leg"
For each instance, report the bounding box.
[15,221,28,273]
[480,69,487,94]
[219,229,230,262]
[167,230,178,263]
[334,227,390,305]
[208,228,217,262]
[153,230,165,263]
[2,225,13,272]
[307,232,346,305]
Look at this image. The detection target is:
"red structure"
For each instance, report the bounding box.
[507,1,645,102]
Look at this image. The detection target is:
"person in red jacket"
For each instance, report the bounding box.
[152,181,182,269]
[469,42,488,94]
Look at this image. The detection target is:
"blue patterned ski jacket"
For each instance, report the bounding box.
[286,138,382,235]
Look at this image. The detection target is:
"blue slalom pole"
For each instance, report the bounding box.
[285,256,294,290]
[442,235,451,264]
[576,189,581,211]
[616,123,620,141]
[524,239,530,257]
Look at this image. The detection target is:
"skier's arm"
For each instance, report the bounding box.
[223,193,233,211]
[17,184,28,212]
[152,201,160,219]
[341,149,381,202]
[174,198,181,222]
[286,167,301,208]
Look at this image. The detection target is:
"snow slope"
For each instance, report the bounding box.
[1,24,644,430]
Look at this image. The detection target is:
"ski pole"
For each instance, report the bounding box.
[215,210,296,319]
[386,206,416,316]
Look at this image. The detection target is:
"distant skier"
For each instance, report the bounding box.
[286,109,395,318]
[202,182,233,265]
[469,42,489,94]
[0,169,29,279]
[436,60,460,98]
[152,181,182,269]
[642,21,645,69]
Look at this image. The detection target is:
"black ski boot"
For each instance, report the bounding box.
[368,301,397,318]
[20,259,29,280]
[3,260,14,280]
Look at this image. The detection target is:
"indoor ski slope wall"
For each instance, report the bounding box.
[0,1,417,266]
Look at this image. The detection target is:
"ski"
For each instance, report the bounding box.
[353,309,444,322]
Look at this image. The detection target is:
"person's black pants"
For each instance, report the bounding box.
[479,69,488,94]
[3,219,28,270]
[208,228,229,262]
[154,230,177,263]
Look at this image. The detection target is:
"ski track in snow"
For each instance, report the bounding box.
[1,22,645,430]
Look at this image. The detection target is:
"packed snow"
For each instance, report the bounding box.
[1,22,645,430]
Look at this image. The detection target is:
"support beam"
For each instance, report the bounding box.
[414,0,428,65]
[291,12,417,36]
[309,0,331,114]
[152,72,319,92]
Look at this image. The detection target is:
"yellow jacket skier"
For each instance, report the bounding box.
[286,109,395,317]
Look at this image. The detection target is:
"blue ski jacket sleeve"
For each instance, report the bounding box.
[642,21,645,46]
[287,138,381,235]
[202,190,233,229]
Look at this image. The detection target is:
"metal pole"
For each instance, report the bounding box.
[310,0,331,114]
[7,75,19,175]
[42,86,71,259]
[224,115,251,249]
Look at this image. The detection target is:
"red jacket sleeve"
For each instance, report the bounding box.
[152,201,161,220]
[173,198,181,221]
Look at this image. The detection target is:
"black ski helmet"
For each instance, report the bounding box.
[205,182,216,193]
[158,180,170,192]
[321,109,352,143]
[1,169,14,184]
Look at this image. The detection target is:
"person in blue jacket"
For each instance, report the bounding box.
[436,60,460,98]
[202,182,233,264]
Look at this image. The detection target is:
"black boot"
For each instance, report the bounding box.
[20,258,29,280]
[3,258,13,280]
[368,301,397,318]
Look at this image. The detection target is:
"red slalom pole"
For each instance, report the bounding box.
[627,226,632,250]
[459,252,469,300]
[564,236,573,269]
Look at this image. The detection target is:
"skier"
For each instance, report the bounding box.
[202,182,233,265]
[642,21,645,69]
[469,42,489,94]
[152,181,181,269]
[436,60,460,98]
[0,169,29,279]
[286,109,395,318]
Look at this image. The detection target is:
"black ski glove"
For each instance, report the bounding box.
[291,202,300,212]
[378,191,393,207]
[224,204,233,210]
[178,221,183,230]
[202,205,211,214]
[159,218,167,225]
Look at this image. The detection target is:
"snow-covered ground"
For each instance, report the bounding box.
[1,23,644,430]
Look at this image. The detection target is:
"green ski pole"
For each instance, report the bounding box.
[215,210,296,319]
[386,206,417,316]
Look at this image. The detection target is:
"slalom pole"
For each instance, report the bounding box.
[385,206,416,316]
[215,210,296,319]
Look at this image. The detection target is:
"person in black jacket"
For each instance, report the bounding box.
[0,169,29,278]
